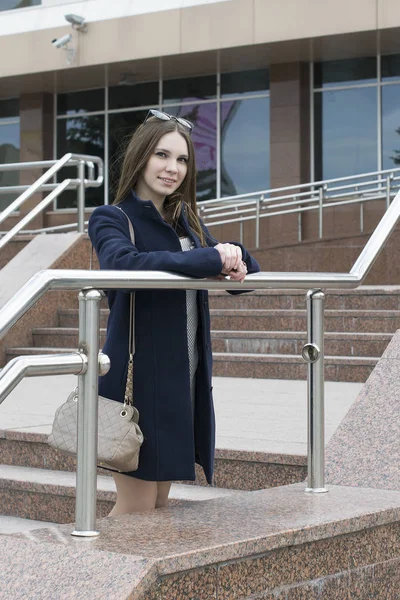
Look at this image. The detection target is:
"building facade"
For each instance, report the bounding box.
[1,0,400,244]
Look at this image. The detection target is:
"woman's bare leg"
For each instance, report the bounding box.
[108,473,158,516]
[155,482,172,508]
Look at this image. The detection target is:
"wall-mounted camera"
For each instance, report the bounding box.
[51,14,87,65]
[64,14,87,33]
[52,33,72,49]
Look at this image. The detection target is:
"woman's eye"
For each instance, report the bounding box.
[179,157,188,163]
[156,151,167,158]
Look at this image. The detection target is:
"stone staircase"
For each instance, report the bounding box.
[5,287,400,382]
[0,426,306,526]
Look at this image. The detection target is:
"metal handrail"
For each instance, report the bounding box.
[0,188,399,537]
[198,168,400,245]
[0,154,103,250]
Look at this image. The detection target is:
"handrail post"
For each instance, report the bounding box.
[77,160,86,233]
[303,289,328,494]
[255,197,261,248]
[71,289,102,537]
[318,187,324,238]
[386,174,391,209]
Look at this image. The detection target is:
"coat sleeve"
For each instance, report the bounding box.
[88,205,223,279]
[200,220,261,274]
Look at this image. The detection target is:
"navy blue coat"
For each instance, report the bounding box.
[88,190,260,484]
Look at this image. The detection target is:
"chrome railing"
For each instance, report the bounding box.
[0,188,400,537]
[198,168,400,246]
[0,154,103,251]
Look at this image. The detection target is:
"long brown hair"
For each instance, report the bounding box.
[113,117,206,246]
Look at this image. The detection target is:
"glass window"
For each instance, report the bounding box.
[221,97,270,196]
[165,103,217,201]
[57,89,104,116]
[108,110,149,202]
[0,98,19,120]
[314,87,377,180]
[0,121,20,210]
[314,57,377,88]
[221,69,269,98]
[163,75,216,105]
[57,115,105,208]
[382,54,400,82]
[0,0,40,10]
[108,81,159,110]
[382,85,400,170]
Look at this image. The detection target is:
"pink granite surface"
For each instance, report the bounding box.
[0,535,155,600]
[16,483,400,575]
[326,330,400,491]
[4,483,400,599]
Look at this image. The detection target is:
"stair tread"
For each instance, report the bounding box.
[210,330,393,339]
[58,307,400,316]
[0,465,246,501]
[32,327,107,334]
[210,308,400,316]
[6,346,380,362]
[33,327,393,339]
[213,353,379,363]
[208,286,400,296]
[0,515,57,535]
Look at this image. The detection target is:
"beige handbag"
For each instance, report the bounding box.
[48,207,144,472]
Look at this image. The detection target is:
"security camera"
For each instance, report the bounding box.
[52,34,72,48]
[64,13,87,32]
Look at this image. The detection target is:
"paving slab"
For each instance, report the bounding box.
[0,374,362,456]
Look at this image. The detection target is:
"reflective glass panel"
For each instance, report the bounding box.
[0,121,20,210]
[163,75,216,105]
[0,98,19,119]
[57,116,104,208]
[220,97,270,196]
[221,69,269,98]
[165,103,217,201]
[57,89,104,115]
[108,110,149,202]
[314,88,377,180]
[109,82,158,110]
[0,0,40,10]
[314,57,377,88]
[382,84,400,169]
[382,54,400,81]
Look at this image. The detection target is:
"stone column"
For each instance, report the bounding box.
[19,93,54,228]
[265,62,310,246]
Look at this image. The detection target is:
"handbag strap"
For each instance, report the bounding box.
[90,205,136,407]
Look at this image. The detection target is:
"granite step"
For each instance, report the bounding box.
[208,287,400,310]
[212,353,377,382]
[58,308,109,328]
[4,347,378,381]
[209,308,400,333]
[0,515,57,535]
[31,327,392,357]
[211,331,392,357]
[0,430,307,492]
[58,306,400,333]
[0,464,248,524]
[32,327,107,348]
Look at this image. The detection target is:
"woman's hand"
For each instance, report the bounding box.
[215,243,243,273]
[226,260,247,283]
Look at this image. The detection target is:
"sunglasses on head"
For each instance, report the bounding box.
[144,109,194,134]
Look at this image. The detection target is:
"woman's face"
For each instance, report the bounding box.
[138,130,189,203]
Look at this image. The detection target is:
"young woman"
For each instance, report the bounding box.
[88,110,260,516]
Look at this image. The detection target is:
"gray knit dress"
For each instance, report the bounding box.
[179,236,199,413]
